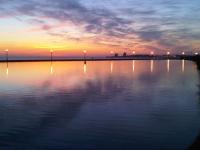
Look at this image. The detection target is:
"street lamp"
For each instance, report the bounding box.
[110,51,114,55]
[5,49,8,62]
[83,50,87,59]
[167,51,170,55]
[50,50,53,61]
[150,51,154,56]
[83,50,87,64]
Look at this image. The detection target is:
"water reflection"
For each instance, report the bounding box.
[182,59,185,72]
[132,60,135,73]
[83,63,87,74]
[1,60,191,78]
[6,65,9,76]
[50,63,54,75]
[167,59,170,72]
[110,61,113,73]
[189,61,200,149]
[150,60,154,73]
[0,60,199,150]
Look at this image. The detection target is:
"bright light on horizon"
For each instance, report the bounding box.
[150,51,154,55]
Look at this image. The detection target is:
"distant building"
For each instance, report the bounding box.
[123,52,127,57]
[115,53,119,57]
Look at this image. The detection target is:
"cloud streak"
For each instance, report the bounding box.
[0,0,200,52]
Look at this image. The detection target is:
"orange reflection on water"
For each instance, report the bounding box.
[182,59,185,72]
[150,60,154,73]
[6,63,9,76]
[6,67,9,76]
[167,60,170,72]
[0,60,194,93]
[110,61,113,73]
[133,60,135,73]
[50,63,54,75]
[83,63,87,74]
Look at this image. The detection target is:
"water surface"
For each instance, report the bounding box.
[0,60,199,150]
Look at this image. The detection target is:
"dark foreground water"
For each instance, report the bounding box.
[0,60,200,150]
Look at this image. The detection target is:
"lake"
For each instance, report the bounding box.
[0,60,199,150]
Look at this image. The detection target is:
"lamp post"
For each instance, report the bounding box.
[83,50,87,59]
[110,51,114,57]
[5,49,8,62]
[83,50,87,64]
[50,50,53,61]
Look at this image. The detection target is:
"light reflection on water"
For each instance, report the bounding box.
[132,60,135,73]
[182,59,185,72]
[150,60,154,73]
[167,59,170,73]
[0,60,199,150]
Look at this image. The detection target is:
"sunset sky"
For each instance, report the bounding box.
[0,0,200,57]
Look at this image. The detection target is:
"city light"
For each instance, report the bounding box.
[167,51,170,55]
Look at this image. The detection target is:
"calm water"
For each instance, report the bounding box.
[0,60,200,150]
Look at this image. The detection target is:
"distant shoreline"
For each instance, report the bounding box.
[0,55,191,63]
[0,55,199,63]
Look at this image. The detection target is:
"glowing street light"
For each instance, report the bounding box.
[150,51,154,55]
[167,51,170,55]
[110,51,114,57]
